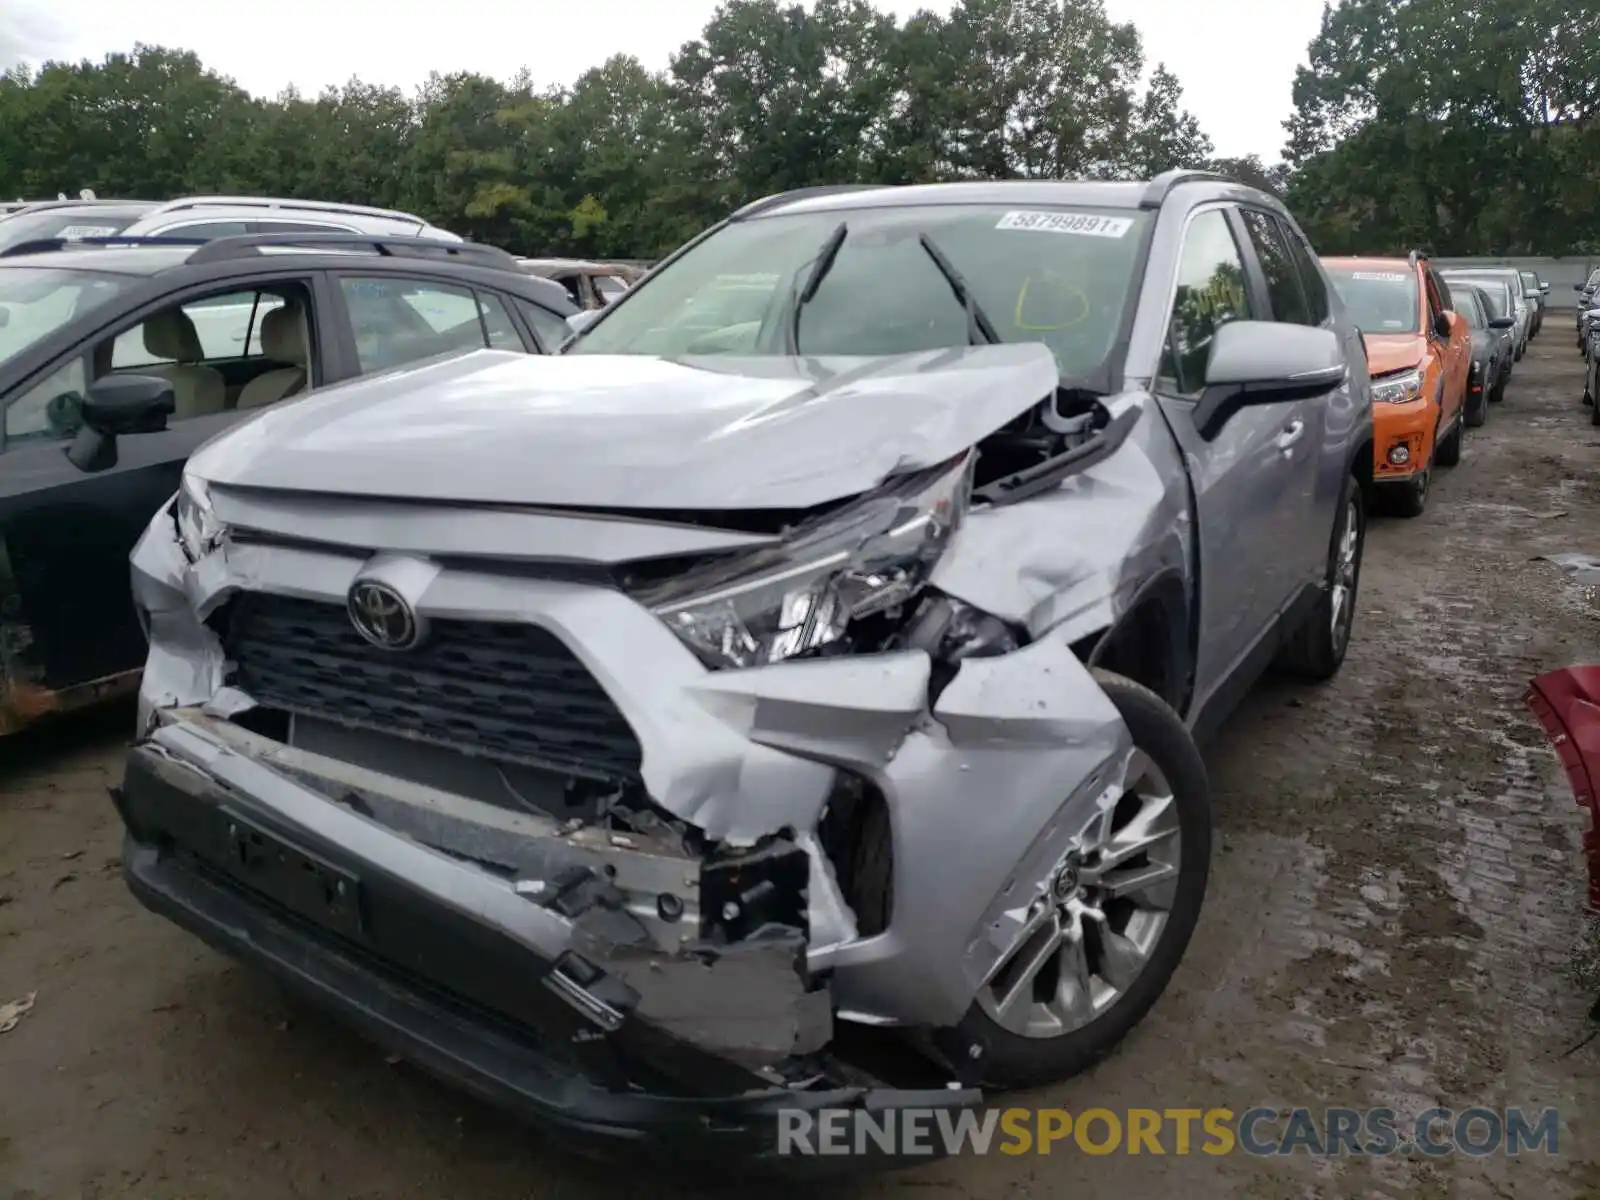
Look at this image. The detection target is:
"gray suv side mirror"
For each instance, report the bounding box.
[1194,321,1345,441]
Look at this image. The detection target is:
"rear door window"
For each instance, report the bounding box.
[153,220,251,240]
[337,277,528,372]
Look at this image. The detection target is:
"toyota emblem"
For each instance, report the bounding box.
[347,580,423,650]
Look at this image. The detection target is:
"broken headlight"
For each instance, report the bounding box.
[642,453,973,670]
[174,473,227,562]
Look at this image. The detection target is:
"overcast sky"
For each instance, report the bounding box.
[3,0,1325,161]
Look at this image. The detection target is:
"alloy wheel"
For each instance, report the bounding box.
[976,751,1181,1039]
[1330,496,1361,653]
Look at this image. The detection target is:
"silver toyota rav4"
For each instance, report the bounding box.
[108,172,1372,1166]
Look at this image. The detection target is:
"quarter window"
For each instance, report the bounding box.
[1239,209,1311,325]
[1160,209,1255,395]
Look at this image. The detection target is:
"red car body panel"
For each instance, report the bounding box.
[1525,667,1600,914]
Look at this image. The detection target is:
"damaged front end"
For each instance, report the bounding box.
[117,345,1183,1166]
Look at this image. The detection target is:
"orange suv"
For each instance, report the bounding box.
[1321,253,1472,516]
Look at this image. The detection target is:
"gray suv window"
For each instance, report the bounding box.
[1160,208,1255,395]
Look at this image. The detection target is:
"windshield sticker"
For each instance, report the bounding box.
[1349,271,1410,282]
[57,225,118,240]
[996,211,1134,238]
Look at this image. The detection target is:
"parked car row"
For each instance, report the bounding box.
[1318,255,1534,517]
[1572,268,1600,422]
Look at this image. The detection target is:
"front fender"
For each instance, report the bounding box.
[826,635,1132,1026]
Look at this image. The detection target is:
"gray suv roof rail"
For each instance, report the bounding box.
[1137,169,1233,209]
[184,231,520,268]
[730,185,889,221]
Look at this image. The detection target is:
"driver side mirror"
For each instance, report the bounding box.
[1193,321,1346,441]
[67,374,175,473]
[565,309,599,337]
[1540,282,1550,294]
[1488,316,1515,330]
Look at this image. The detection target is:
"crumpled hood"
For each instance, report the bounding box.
[1362,333,1425,377]
[190,345,1060,510]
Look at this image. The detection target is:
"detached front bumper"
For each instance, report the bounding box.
[113,710,980,1168]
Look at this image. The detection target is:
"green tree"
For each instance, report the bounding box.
[1285,0,1600,254]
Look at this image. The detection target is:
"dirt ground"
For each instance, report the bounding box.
[3,338,1600,1199]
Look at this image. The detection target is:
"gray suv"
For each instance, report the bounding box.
[109,172,1372,1165]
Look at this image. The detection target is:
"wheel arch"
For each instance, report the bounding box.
[1071,568,1193,719]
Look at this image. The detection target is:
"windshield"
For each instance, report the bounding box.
[0,208,148,254]
[0,267,131,368]
[569,204,1152,378]
[1322,266,1420,333]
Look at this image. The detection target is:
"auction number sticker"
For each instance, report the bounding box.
[1350,271,1410,281]
[996,211,1133,238]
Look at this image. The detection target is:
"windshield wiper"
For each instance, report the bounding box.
[918,232,1001,345]
[783,221,848,354]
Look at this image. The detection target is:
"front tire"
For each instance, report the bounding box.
[1390,465,1429,517]
[1434,414,1463,467]
[1276,472,1365,681]
[957,671,1210,1089]
[1465,386,1487,427]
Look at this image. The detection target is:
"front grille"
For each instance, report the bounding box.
[223,593,642,781]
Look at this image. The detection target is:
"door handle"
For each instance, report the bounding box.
[1276,420,1305,451]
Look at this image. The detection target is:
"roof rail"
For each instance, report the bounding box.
[730,184,889,221]
[0,235,207,258]
[1138,169,1233,209]
[145,194,427,224]
[184,232,521,268]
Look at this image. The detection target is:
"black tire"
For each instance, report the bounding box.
[1391,466,1429,517]
[1275,472,1365,681]
[956,670,1210,1089]
[1590,396,1600,427]
[1465,387,1487,428]
[1434,415,1462,467]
